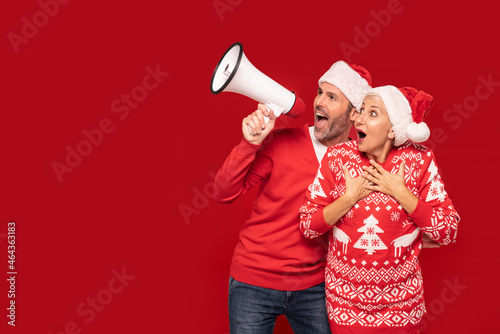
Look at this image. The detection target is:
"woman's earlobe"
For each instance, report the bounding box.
[388,129,396,139]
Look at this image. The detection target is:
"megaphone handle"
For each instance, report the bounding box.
[247,102,284,135]
[247,116,269,135]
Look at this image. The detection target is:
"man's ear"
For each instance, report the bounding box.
[349,107,358,121]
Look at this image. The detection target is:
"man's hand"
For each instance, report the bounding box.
[242,103,276,145]
[422,233,441,248]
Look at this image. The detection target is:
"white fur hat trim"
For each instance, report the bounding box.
[318,61,371,110]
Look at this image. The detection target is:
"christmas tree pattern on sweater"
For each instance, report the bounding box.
[353,214,388,255]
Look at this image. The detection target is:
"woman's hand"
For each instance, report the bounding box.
[362,160,418,214]
[322,167,372,226]
[362,160,407,198]
[343,166,372,204]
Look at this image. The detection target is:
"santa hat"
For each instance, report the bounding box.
[369,85,433,146]
[318,61,372,110]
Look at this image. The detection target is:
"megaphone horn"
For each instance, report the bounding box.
[210,42,305,127]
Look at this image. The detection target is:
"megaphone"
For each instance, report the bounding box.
[210,42,305,130]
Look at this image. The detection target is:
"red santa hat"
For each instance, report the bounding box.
[369,85,433,146]
[318,61,372,110]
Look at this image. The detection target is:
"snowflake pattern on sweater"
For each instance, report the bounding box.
[299,141,460,331]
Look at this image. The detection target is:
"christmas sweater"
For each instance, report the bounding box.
[299,140,460,333]
[214,124,329,291]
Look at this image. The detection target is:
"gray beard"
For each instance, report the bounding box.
[314,111,350,143]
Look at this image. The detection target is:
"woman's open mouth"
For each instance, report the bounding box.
[356,129,367,142]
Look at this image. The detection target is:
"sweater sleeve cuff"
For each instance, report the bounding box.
[310,207,333,235]
[237,137,262,154]
[408,198,433,227]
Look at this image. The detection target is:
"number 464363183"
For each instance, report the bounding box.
[7,222,15,271]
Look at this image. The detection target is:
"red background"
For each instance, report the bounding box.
[1,0,499,333]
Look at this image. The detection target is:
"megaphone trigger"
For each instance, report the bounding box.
[264,101,285,117]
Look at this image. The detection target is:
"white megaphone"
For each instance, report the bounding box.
[210,42,305,132]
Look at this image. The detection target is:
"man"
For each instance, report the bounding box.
[214,61,372,333]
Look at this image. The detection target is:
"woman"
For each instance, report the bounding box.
[299,85,460,333]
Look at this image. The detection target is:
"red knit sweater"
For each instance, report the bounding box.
[214,124,328,291]
[300,141,460,333]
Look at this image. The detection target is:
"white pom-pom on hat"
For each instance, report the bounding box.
[407,121,430,143]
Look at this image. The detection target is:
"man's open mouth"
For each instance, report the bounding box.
[315,109,329,125]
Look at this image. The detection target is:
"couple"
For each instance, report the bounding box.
[214,61,460,333]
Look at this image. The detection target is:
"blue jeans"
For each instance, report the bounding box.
[228,277,331,334]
